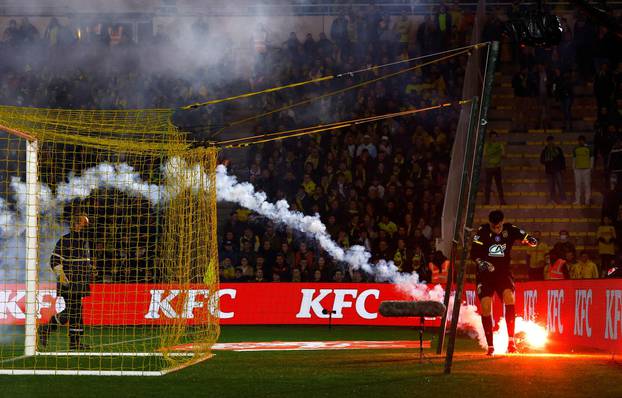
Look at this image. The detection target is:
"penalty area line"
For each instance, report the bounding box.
[92,328,211,350]
[0,355,31,365]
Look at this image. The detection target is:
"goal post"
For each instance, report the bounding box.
[24,139,38,357]
[0,107,220,376]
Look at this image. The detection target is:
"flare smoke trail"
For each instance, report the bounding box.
[213,164,549,349]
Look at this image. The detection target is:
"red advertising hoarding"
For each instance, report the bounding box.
[1,281,621,352]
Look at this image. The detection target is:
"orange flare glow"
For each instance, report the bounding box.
[493,317,548,353]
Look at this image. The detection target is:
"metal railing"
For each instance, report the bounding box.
[1,1,621,17]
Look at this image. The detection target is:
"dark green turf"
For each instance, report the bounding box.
[1,326,621,398]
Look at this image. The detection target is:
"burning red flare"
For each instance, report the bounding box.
[493,317,549,353]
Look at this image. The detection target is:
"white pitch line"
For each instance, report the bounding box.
[95,335,160,349]
[35,351,193,357]
[0,354,31,365]
[0,369,165,376]
[93,327,211,349]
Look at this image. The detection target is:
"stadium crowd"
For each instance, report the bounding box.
[0,4,621,284]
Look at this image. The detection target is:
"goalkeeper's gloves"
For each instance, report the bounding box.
[53,265,69,286]
[476,258,495,273]
[524,235,538,247]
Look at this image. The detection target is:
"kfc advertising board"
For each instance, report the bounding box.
[1,281,621,352]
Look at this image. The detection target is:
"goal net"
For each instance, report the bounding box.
[0,105,219,376]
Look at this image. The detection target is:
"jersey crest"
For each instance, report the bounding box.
[488,243,506,257]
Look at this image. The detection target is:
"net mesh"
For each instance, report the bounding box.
[0,105,219,374]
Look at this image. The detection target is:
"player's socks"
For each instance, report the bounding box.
[482,315,494,349]
[505,304,515,339]
[505,304,517,353]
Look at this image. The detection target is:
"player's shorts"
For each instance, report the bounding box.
[475,272,515,299]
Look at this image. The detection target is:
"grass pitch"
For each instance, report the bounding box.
[1,325,621,398]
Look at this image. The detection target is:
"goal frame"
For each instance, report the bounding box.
[0,124,211,376]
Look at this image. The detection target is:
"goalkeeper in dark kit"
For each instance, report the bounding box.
[38,212,93,350]
[470,210,538,355]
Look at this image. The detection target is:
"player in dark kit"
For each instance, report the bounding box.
[470,210,538,355]
[38,213,93,350]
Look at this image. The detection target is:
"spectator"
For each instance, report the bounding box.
[373,239,392,262]
[597,216,617,276]
[544,251,569,280]
[572,135,593,205]
[320,256,336,280]
[294,242,314,268]
[378,18,399,58]
[330,13,349,49]
[351,269,364,283]
[258,238,274,262]
[392,12,412,54]
[553,230,576,259]
[220,258,235,282]
[254,268,266,282]
[262,224,281,251]
[240,241,257,266]
[534,63,551,128]
[378,136,392,156]
[570,251,599,279]
[551,68,574,132]
[291,268,303,282]
[594,62,614,112]
[255,255,267,278]
[428,250,449,285]
[302,174,316,195]
[2,19,19,45]
[18,18,39,44]
[220,240,238,266]
[272,253,290,281]
[240,257,254,280]
[540,135,566,204]
[564,250,578,273]
[316,32,334,59]
[303,33,316,61]
[280,242,296,268]
[233,268,246,282]
[483,131,506,205]
[526,231,549,281]
[356,134,377,159]
[311,269,323,282]
[240,228,260,252]
[393,238,413,273]
[412,246,431,283]
[435,4,452,48]
[416,15,431,54]
[378,214,397,238]
[512,67,531,130]
[44,18,62,47]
